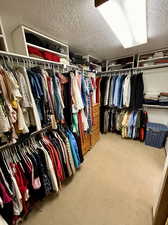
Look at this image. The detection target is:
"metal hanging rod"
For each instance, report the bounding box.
[0,51,98,72]
[0,125,52,151]
[98,63,168,75]
[0,50,77,69]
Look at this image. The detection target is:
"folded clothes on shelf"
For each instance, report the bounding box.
[158,95,168,105]
[160,92,168,97]
[159,96,168,101]
[144,93,159,100]
[144,100,159,105]
[144,92,168,106]
[144,93,159,105]
[28,46,61,62]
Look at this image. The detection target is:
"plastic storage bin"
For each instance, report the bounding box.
[145,122,168,148]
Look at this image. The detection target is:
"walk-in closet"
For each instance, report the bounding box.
[0,0,167,225]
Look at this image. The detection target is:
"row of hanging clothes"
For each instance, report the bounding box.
[100,70,144,109]
[100,108,148,141]
[0,54,99,224]
[100,69,148,141]
[0,56,96,146]
[0,126,83,225]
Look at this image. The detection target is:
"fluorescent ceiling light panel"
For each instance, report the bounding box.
[97,0,147,48]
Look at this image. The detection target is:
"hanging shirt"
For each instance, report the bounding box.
[104,77,111,106]
[108,76,114,106]
[113,76,121,107]
[71,72,84,113]
[123,73,131,107]
[19,67,42,130]
[128,111,135,138]
[66,130,80,169]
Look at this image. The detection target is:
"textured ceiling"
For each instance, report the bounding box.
[0,0,168,60]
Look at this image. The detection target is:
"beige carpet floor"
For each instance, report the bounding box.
[24,133,165,225]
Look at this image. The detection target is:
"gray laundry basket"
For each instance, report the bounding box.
[145,122,168,148]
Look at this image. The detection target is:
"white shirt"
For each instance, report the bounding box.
[123,73,131,107]
[71,73,84,113]
[104,77,111,106]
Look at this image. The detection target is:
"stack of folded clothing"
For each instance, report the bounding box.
[159,92,168,106]
[28,46,61,62]
[144,93,159,105]
[43,51,60,62]
[28,46,44,59]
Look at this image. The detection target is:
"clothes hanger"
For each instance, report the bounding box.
[19,143,30,165]
[28,59,31,68]
[2,56,8,70]
[31,136,39,150]
[1,150,10,171]
[16,58,19,66]
[9,56,14,67]
[25,59,28,68]
[9,146,18,163]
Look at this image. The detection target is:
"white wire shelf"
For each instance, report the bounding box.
[143,104,168,109]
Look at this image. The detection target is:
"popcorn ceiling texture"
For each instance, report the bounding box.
[0,0,168,59]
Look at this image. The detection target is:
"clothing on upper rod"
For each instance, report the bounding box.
[99,69,147,140]
[100,70,144,109]
[0,56,97,152]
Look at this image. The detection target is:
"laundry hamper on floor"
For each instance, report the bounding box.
[145,122,168,148]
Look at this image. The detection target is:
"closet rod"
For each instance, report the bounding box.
[98,63,168,75]
[0,50,77,69]
[0,125,52,151]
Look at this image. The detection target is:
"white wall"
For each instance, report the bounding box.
[143,67,168,126]
[153,154,168,217]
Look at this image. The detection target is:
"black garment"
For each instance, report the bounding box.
[62,73,73,128]
[130,75,136,108]
[27,153,44,200]
[144,99,159,105]
[109,109,116,132]
[100,77,109,106]
[0,156,12,190]
[135,73,144,109]
[33,152,52,196]
[25,33,44,48]
[0,157,13,225]
[0,202,13,225]
[100,106,110,134]
[130,73,144,109]
[100,77,111,134]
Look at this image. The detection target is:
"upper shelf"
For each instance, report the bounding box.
[24,26,68,48]
[108,64,122,68]
[143,104,168,109]
[27,43,68,58]
[12,25,69,63]
[139,56,168,63]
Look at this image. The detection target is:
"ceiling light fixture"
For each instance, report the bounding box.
[96,0,147,48]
